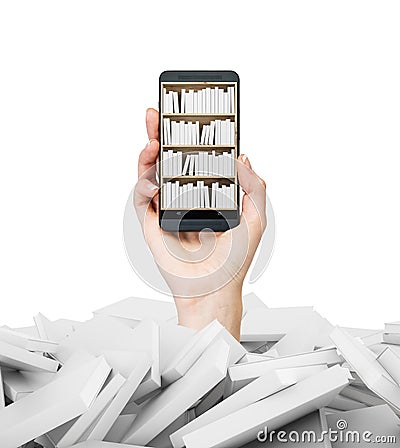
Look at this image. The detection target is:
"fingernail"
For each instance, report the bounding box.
[148,183,158,191]
[242,154,247,163]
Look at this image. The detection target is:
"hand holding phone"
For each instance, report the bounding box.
[133,105,267,339]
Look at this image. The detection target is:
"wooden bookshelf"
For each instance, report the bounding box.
[160,81,238,211]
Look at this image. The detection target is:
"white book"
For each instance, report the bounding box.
[191,122,196,145]
[209,120,215,145]
[189,154,195,176]
[55,373,126,448]
[163,118,168,145]
[182,365,350,448]
[188,183,194,208]
[230,121,235,145]
[228,86,235,113]
[170,369,295,448]
[225,119,231,143]
[211,183,216,208]
[184,122,189,144]
[0,356,111,448]
[199,181,205,208]
[215,119,220,144]
[197,90,203,113]
[177,151,183,176]
[208,153,213,176]
[210,88,215,113]
[186,121,191,144]
[195,120,200,145]
[230,184,235,208]
[167,150,173,178]
[56,317,160,402]
[198,151,203,175]
[104,414,136,443]
[218,89,223,114]
[172,152,178,176]
[179,120,185,145]
[193,186,198,208]
[200,125,207,145]
[163,87,167,113]
[178,185,183,208]
[173,91,179,113]
[230,149,235,176]
[330,327,400,412]
[162,320,224,386]
[204,185,210,208]
[168,91,174,113]
[204,125,210,146]
[182,184,188,208]
[217,154,223,176]
[383,333,400,344]
[214,87,219,113]
[194,154,199,176]
[0,340,59,373]
[2,370,55,401]
[222,152,229,176]
[385,321,400,334]
[187,89,194,113]
[220,119,226,144]
[205,87,211,113]
[170,121,176,145]
[193,91,198,113]
[85,354,152,442]
[162,183,166,208]
[341,385,386,407]
[211,150,217,175]
[223,90,229,113]
[377,347,400,385]
[202,88,206,113]
[0,327,57,353]
[122,339,230,446]
[166,118,171,145]
[203,151,209,175]
[180,89,186,113]
[182,155,191,175]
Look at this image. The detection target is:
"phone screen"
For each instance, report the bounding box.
[159,71,240,232]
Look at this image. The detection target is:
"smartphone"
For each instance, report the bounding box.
[158,70,240,232]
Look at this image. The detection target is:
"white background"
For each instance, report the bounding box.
[0,1,399,329]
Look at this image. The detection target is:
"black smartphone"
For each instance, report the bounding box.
[158,70,240,232]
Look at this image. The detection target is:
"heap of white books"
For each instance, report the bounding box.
[162,181,235,209]
[163,86,235,114]
[163,119,234,146]
[1,295,400,448]
[162,150,235,177]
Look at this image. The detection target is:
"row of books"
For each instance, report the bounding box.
[162,181,236,209]
[162,149,235,177]
[163,118,235,145]
[162,86,235,114]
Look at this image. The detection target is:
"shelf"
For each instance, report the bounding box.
[162,113,235,118]
[161,208,237,211]
[162,145,235,149]
[161,176,235,181]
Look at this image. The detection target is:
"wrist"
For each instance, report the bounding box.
[174,281,243,340]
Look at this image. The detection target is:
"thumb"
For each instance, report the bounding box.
[237,154,267,233]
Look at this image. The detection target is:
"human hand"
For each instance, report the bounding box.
[134,108,267,339]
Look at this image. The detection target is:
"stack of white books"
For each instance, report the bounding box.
[162,181,235,209]
[163,118,234,146]
[162,149,235,177]
[163,86,235,114]
[1,293,400,448]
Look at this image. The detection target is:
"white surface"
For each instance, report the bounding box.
[1,2,400,329]
[2,369,55,401]
[377,347,400,385]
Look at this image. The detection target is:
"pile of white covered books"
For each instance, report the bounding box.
[1,294,400,447]
[162,150,235,177]
[163,87,235,114]
[163,119,234,146]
